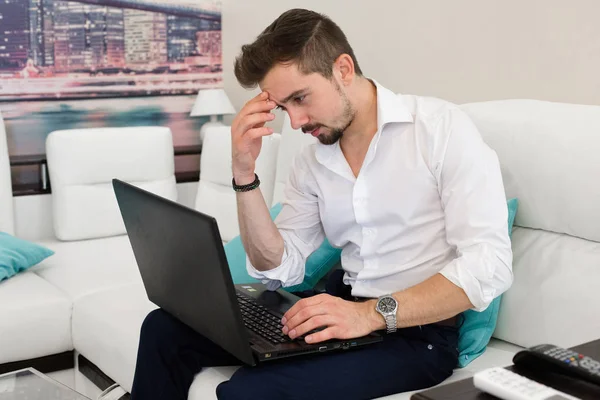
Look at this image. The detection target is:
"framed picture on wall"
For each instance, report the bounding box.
[0,0,223,195]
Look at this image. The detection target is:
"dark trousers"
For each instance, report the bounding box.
[130,271,459,400]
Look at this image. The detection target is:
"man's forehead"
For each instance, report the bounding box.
[260,64,315,101]
[261,87,306,104]
[260,83,306,104]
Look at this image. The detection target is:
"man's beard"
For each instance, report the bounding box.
[302,85,355,145]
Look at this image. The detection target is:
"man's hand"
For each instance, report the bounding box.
[281,294,385,344]
[231,91,276,185]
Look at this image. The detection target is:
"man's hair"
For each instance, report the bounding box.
[234,9,362,88]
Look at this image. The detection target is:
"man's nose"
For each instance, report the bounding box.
[287,109,309,130]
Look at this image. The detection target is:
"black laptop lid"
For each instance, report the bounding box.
[112,179,255,365]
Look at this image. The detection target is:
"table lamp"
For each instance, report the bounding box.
[190,88,236,142]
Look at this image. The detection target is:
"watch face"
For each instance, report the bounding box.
[378,297,396,313]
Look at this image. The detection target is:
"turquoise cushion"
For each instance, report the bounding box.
[457,198,519,367]
[224,203,342,292]
[0,232,55,282]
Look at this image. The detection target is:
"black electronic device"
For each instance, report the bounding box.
[513,344,600,388]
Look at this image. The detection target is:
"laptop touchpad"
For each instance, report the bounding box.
[256,290,296,315]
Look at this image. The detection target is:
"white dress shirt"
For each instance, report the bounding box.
[248,81,513,311]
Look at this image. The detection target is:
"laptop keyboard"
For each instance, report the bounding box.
[236,292,293,344]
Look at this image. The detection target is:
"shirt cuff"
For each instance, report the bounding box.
[439,243,512,311]
[246,253,284,291]
[246,234,307,289]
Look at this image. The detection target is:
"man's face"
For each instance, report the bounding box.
[260,63,355,145]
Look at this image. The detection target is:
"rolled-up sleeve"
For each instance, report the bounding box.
[435,107,513,311]
[246,151,325,290]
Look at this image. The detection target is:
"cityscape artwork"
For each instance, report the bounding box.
[0,0,223,191]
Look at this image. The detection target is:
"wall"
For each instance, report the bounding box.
[13,1,599,238]
[222,0,600,131]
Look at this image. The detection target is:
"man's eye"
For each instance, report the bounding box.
[294,95,305,104]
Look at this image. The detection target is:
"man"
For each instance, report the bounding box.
[131,8,513,400]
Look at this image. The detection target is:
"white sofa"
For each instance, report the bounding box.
[1,99,600,400]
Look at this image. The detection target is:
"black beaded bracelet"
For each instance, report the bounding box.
[232,173,261,192]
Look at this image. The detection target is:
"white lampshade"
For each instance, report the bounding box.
[190,88,236,117]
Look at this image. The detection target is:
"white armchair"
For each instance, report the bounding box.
[0,111,14,235]
[46,127,177,241]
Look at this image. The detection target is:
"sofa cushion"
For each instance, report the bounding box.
[46,127,177,241]
[0,232,54,281]
[0,272,72,364]
[461,100,600,243]
[493,226,600,348]
[72,283,155,393]
[33,235,142,300]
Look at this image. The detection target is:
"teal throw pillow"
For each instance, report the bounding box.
[0,232,55,282]
[457,198,519,367]
[224,203,342,292]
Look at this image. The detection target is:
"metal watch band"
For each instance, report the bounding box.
[232,174,260,192]
[385,314,397,334]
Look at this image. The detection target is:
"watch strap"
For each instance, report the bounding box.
[384,314,397,334]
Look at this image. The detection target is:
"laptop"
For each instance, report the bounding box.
[112,179,381,366]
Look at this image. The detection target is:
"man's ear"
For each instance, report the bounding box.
[333,53,355,86]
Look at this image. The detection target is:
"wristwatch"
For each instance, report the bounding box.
[375,294,398,333]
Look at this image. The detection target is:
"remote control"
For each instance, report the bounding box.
[474,367,580,400]
[513,344,600,387]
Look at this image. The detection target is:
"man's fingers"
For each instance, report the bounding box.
[243,98,277,116]
[238,112,275,134]
[282,294,330,325]
[232,98,276,137]
[286,315,333,340]
[240,93,276,117]
[305,327,337,344]
[283,304,329,335]
[254,91,269,102]
[244,126,274,140]
[243,91,268,107]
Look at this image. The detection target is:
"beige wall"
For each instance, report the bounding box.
[222,0,600,130]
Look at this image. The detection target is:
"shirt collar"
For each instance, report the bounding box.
[372,79,413,128]
[315,80,413,166]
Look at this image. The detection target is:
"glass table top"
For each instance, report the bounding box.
[0,368,90,400]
